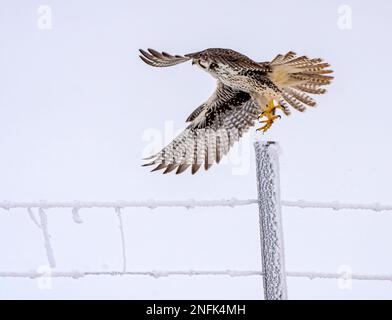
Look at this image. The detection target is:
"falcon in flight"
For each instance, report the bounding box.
[140,48,333,174]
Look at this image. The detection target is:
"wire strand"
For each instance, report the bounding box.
[0,199,391,212]
[0,270,391,282]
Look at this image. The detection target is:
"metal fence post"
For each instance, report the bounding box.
[254,141,288,300]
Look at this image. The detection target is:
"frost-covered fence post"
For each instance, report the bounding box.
[254,141,287,300]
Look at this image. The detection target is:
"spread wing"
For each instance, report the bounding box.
[139,49,191,67]
[143,82,259,174]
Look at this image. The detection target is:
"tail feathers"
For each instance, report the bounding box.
[296,63,333,74]
[284,88,316,107]
[290,73,333,85]
[280,92,306,112]
[269,51,297,64]
[268,51,334,113]
[293,84,327,95]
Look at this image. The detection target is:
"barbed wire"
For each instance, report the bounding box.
[0,270,391,282]
[1,198,392,291]
[0,199,391,212]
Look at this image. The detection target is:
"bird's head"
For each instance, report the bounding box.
[187,51,225,79]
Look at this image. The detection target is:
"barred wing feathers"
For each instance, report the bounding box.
[143,82,259,174]
[139,49,191,67]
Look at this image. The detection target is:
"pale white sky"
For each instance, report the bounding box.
[1,0,392,299]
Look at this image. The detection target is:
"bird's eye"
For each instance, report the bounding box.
[209,62,218,70]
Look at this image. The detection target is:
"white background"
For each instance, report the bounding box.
[1,0,392,299]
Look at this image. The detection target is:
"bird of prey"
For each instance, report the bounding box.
[140,48,333,174]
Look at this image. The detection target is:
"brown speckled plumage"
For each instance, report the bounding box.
[140,48,333,174]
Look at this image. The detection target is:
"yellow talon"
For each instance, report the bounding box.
[263,99,285,115]
[257,100,285,133]
[257,115,281,132]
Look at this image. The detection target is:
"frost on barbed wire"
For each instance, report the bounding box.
[0,186,392,296]
[38,208,56,268]
[27,207,41,228]
[0,197,391,288]
[115,207,127,272]
[0,199,391,212]
[71,207,83,224]
[281,200,392,212]
[1,270,392,282]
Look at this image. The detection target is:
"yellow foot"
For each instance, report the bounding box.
[257,115,281,132]
[256,100,285,133]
